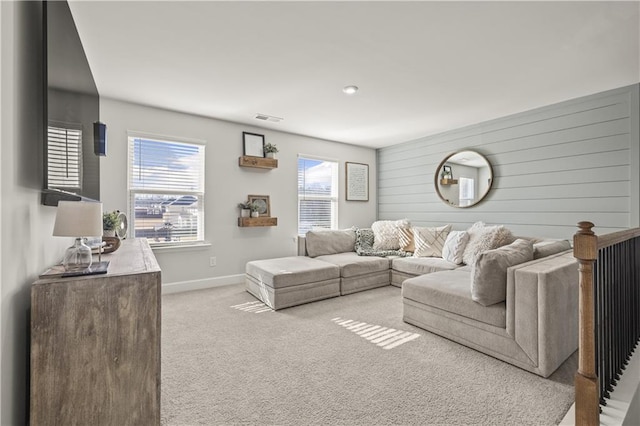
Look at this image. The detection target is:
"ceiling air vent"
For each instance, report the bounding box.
[255,113,283,123]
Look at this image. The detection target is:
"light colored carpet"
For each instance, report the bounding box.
[161,284,576,425]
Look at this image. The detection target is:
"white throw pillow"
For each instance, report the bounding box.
[462,223,515,265]
[442,230,469,264]
[372,219,410,250]
[412,225,452,257]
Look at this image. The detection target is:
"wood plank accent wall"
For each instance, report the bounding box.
[377,84,640,239]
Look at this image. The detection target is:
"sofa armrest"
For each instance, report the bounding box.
[506,250,579,375]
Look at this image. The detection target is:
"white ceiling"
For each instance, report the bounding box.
[68,1,640,149]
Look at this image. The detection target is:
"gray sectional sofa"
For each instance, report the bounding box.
[245,224,578,377]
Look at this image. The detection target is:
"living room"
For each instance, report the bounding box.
[2,1,639,425]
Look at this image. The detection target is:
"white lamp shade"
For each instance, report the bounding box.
[53,201,103,237]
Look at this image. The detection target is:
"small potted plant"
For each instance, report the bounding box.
[264,143,279,159]
[250,202,260,218]
[102,211,120,237]
[238,201,252,218]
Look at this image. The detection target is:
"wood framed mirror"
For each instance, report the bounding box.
[435,150,493,208]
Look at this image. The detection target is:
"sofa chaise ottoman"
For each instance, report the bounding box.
[245,256,340,310]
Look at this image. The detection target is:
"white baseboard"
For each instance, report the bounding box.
[162,274,244,295]
[559,345,640,425]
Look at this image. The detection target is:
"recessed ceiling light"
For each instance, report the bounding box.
[343,85,359,95]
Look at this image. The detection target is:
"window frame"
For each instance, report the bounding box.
[127,132,206,248]
[297,154,339,235]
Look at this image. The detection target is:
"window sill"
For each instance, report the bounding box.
[150,242,211,252]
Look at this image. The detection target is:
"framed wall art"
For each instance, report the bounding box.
[346,162,369,201]
[243,132,265,157]
[248,194,270,217]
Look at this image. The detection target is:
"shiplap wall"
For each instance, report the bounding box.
[377,84,640,239]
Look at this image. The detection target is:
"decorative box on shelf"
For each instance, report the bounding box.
[238,217,278,227]
[239,156,278,169]
[440,178,458,185]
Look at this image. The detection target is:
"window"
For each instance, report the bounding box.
[128,135,205,246]
[298,156,338,235]
[47,124,82,190]
[459,177,475,207]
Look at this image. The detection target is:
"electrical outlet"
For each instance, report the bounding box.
[209,257,217,267]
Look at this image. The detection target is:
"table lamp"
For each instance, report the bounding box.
[53,201,103,272]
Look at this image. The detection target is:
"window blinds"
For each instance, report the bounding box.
[128,136,205,245]
[47,125,82,189]
[297,157,338,234]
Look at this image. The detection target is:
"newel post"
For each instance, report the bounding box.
[573,221,599,426]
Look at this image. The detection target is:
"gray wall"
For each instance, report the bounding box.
[99,98,378,291]
[378,84,640,239]
[1,2,73,424]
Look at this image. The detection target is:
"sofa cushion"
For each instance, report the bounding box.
[316,252,390,278]
[533,239,571,259]
[305,228,356,258]
[372,219,410,250]
[471,238,534,306]
[462,222,516,265]
[402,269,506,328]
[413,225,452,257]
[442,230,469,264]
[392,256,459,276]
[246,256,340,289]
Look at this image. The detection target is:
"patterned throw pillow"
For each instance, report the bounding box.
[355,227,375,252]
[442,230,470,264]
[462,222,515,265]
[355,227,411,257]
[412,225,452,257]
[371,219,410,250]
[398,227,415,252]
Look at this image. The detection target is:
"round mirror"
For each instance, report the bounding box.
[435,150,493,208]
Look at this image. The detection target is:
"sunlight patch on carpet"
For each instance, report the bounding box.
[231,301,274,314]
[331,317,420,350]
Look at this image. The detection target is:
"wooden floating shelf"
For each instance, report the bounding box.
[238,217,278,227]
[440,178,458,185]
[239,156,278,169]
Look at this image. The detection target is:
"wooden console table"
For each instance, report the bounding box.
[30,238,161,425]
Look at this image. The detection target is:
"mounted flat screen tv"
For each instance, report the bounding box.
[42,0,100,206]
